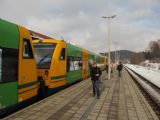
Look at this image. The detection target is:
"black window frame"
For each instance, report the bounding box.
[0,47,18,83]
[59,48,65,60]
[23,38,33,59]
[33,43,57,69]
[67,56,82,72]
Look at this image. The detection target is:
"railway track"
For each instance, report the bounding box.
[125,65,160,119]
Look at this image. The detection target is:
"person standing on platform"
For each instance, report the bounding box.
[89,60,95,96]
[111,63,114,73]
[91,62,102,99]
[105,64,108,73]
[117,62,123,77]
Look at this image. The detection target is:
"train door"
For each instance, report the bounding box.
[18,26,38,103]
[82,49,88,79]
[49,41,67,88]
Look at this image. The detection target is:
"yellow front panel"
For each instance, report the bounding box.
[32,39,51,86]
[49,41,67,88]
[18,26,38,102]
[18,85,38,102]
[49,79,66,88]
[33,39,67,89]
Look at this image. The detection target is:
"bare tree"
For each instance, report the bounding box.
[157,39,160,46]
[149,41,160,58]
[131,52,145,64]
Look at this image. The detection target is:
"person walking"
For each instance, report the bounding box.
[91,62,102,99]
[117,62,123,77]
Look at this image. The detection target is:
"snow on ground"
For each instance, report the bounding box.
[146,63,160,71]
[141,61,160,71]
[125,64,160,89]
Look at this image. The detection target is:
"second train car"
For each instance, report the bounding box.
[33,39,107,93]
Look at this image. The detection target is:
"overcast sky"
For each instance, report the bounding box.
[1,0,160,53]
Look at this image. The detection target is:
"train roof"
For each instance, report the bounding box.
[67,42,106,59]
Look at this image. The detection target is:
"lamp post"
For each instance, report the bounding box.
[102,15,116,80]
[114,42,118,69]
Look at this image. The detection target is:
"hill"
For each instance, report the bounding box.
[100,50,135,62]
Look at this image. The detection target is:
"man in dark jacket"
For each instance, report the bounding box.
[117,62,123,77]
[89,61,94,80]
[89,61,95,95]
[91,62,102,99]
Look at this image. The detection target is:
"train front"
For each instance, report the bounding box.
[33,39,57,93]
[33,39,67,93]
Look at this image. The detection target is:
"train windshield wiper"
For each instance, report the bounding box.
[37,54,50,65]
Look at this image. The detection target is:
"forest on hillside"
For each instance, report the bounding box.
[131,39,160,64]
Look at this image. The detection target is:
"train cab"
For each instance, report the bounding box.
[33,39,67,93]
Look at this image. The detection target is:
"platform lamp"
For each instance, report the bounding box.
[102,15,116,80]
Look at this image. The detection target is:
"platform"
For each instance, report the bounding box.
[3,69,159,120]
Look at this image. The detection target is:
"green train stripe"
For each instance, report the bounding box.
[18,81,38,89]
[18,86,38,94]
[50,79,66,83]
[51,75,66,80]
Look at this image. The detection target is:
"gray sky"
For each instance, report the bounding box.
[1,0,160,53]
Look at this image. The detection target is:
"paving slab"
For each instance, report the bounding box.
[3,70,159,120]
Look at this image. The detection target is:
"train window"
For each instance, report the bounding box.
[34,43,56,69]
[59,48,65,60]
[70,60,74,71]
[74,61,80,70]
[0,49,2,82]
[67,56,82,72]
[23,39,33,59]
[0,48,18,83]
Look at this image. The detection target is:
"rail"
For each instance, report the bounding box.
[124,65,160,108]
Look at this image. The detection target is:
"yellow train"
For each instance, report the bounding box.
[0,19,106,116]
[33,39,106,94]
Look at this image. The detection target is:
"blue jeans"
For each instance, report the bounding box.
[118,71,121,77]
[92,80,100,97]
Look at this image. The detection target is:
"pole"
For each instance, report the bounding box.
[117,52,119,63]
[114,42,118,70]
[108,18,111,80]
[115,45,116,68]
[102,15,116,80]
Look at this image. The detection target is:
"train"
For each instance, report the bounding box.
[0,19,107,115]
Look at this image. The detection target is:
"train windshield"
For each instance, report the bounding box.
[34,43,56,69]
